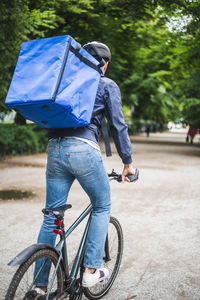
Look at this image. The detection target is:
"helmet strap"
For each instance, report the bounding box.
[88,44,107,67]
[99,58,106,67]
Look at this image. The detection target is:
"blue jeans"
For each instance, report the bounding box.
[34,138,111,286]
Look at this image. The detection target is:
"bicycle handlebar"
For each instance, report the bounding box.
[108,168,139,182]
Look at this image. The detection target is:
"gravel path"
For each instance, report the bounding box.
[0,132,200,300]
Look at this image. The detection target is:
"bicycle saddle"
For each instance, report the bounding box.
[42,204,72,219]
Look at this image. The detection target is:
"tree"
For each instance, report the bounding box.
[0,0,59,119]
[1,0,199,128]
[120,12,180,123]
[164,0,200,128]
[0,0,29,115]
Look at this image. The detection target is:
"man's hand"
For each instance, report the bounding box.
[121,164,135,183]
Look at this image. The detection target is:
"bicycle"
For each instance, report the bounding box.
[6,169,139,300]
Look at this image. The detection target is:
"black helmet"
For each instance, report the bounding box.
[83,41,111,67]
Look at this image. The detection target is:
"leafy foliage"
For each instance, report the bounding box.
[0,124,47,158]
[0,0,199,129]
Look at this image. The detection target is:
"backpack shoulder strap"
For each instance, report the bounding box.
[69,45,102,74]
[92,110,112,157]
[101,116,112,157]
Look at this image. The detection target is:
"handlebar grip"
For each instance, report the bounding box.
[117,168,139,182]
[126,168,139,182]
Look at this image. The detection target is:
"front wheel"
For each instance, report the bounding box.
[84,216,123,299]
[5,248,64,300]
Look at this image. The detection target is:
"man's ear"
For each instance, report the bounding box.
[102,62,109,75]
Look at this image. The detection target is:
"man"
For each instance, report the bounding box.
[34,41,134,294]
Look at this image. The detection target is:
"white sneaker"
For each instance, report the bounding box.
[82,268,109,287]
[34,287,46,295]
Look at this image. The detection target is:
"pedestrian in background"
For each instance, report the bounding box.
[146,120,151,137]
[186,126,198,144]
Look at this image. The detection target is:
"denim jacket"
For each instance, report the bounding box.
[48,76,133,164]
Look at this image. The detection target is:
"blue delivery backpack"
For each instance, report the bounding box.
[5,35,102,128]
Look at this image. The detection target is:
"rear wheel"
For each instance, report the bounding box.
[5,248,64,300]
[84,216,123,299]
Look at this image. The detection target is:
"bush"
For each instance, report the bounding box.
[30,124,48,152]
[0,123,48,159]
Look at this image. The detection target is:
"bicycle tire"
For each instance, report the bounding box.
[5,248,64,300]
[83,216,123,299]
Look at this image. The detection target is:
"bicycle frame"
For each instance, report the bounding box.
[53,204,93,290]
[44,201,114,299]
